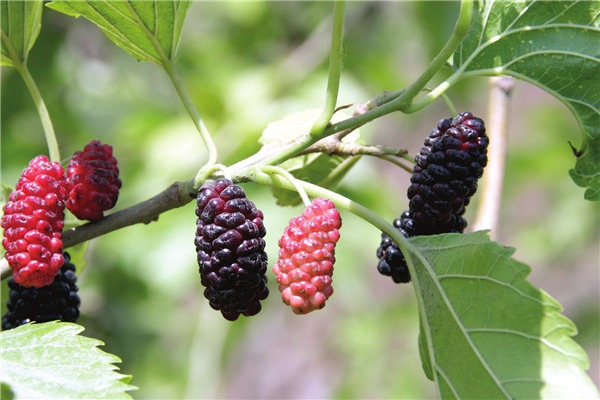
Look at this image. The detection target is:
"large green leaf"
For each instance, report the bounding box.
[260,109,361,206]
[1,322,136,399]
[46,0,190,64]
[0,0,43,67]
[453,0,600,200]
[406,231,598,398]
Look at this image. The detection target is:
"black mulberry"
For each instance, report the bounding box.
[377,112,488,283]
[195,178,269,321]
[2,252,80,330]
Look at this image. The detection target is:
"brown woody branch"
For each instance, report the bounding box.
[1,180,197,280]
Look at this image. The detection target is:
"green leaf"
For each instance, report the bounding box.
[46,0,191,64]
[406,231,599,399]
[260,109,361,206]
[453,0,600,200]
[0,0,43,67]
[1,322,136,399]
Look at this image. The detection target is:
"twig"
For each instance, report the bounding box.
[472,76,514,237]
[1,180,197,280]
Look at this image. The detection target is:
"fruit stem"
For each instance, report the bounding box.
[260,166,312,207]
[247,169,415,259]
[2,31,61,162]
[379,155,414,173]
[193,163,231,186]
[162,59,219,167]
[399,0,474,110]
[310,0,346,136]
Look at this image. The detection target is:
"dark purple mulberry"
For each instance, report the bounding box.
[377,112,488,283]
[195,178,269,321]
[2,252,80,330]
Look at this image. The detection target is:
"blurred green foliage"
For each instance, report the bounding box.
[1,2,598,398]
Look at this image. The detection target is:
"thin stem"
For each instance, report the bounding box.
[261,166,311,206]
[162,59,218,166]
[2,31,60,162]
[123,1,218,166]
[247,170,413,256]
[379,155,414,173]
[310,0,346,136]
[400,0,473,107]
[472,76,513,238]
[193,163,230,186]
[404,72,463,114]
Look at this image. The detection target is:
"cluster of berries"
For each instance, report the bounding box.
[195,179,342,319]
[1,140,120,329]
[3,112,486,324]
[377,112,489,283]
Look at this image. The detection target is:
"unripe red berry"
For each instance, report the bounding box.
[2,155,68,287]
[273,198,342,314]
[66,140,121,221]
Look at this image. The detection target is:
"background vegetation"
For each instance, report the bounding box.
[2,2,598,398]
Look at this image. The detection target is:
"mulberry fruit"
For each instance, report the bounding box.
[273,198,341,314]
[195,178,268,321]
[377,112,488,283]
[66,140,121,221]
[1,155,68,288]
[2,252,80,330]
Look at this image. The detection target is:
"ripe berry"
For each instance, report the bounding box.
[66,140,121,221]
[2,252,80,330]
[377,112,488,283]
[195,178,268,321]
[1,155,68,288]
[273,198,342,314]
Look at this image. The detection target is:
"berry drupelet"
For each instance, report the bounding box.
[1,155,68,288]
[2,252,80,330]
[377,112,488,283]
[273,198,342,314]
[195,178,269,321]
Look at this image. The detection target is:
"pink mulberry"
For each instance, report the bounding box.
[273,198,342,314]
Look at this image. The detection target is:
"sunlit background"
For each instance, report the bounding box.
[2,2,598,398]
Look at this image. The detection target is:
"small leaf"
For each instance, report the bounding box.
[1,322,136,399]
[453,0,600,200]
[46,0,190,64]
[0,0,43,67]
[260,109,361,206]
[407,231,599,398]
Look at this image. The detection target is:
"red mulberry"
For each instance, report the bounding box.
[377,112,488,283]
[2,252,80,330]
[195,178,268,321]
[1,155,68,288]
[273,198,342,314]
[66,140,121,221]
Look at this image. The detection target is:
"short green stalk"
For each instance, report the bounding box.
[319,0,473,135]
[247,169,414,261]
[310,0,346,136]
[400,0,473,110]
[2,31,60,162]
[261,166,311,206]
